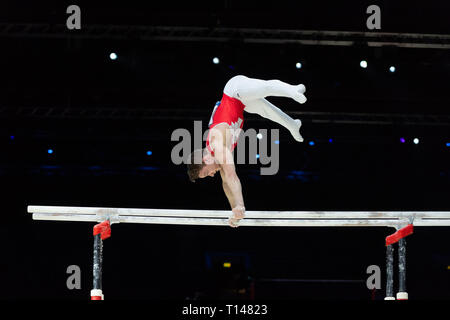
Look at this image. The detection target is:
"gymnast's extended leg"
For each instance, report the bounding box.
[224,75,306,142]
[225,75,307,104]
[244,98,304,142]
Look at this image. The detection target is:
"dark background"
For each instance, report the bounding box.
[0,0,449,301]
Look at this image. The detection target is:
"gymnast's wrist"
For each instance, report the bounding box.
[232,205,245,214]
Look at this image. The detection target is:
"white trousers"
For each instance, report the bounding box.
[224,75,306,142]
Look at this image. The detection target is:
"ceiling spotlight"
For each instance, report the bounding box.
[389,66,396,73]
[109,52,118,60]
[212,57,220,64]
[360,60,368,68]
[296,62,302,69]
[413,138,420,145]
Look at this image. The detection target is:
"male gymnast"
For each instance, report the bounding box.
[187,75,307,227]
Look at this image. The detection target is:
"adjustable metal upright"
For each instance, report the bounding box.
[91,220,111,300]
[397,238,408,300]
[384,224,413,300]
[385,244,395,300]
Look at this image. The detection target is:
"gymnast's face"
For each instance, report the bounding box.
[197,149,220,179]
[198,164,220,178]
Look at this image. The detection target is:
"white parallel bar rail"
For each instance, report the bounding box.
[28,206,450,228]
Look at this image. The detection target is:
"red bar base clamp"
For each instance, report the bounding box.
[385,224,413,246]
[93,220,111,240]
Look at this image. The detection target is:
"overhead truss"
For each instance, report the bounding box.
[1,23,449,49]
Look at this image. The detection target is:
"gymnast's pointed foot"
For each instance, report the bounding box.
[290,119,304,142]
[297,84,306,94]
[292,84,307,104]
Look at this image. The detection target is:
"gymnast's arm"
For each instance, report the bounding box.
[214,145,245,213]
[220,168,236,209]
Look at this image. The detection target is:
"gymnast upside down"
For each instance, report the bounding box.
[187,75,307,227]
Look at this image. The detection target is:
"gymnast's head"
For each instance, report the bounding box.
[187,148,220,182]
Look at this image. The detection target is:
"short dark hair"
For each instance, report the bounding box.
[187,149,205,182]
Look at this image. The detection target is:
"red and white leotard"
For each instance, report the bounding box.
[206,92,245,156]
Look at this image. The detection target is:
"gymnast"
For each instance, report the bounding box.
[187,75,307,227]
